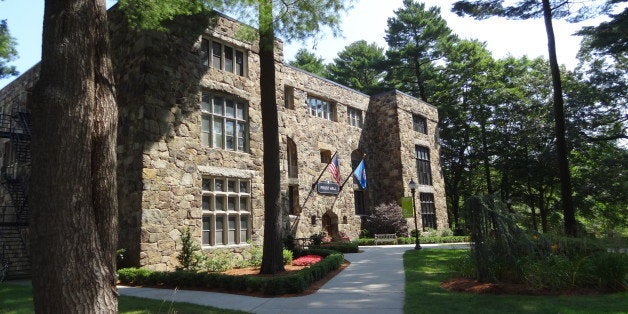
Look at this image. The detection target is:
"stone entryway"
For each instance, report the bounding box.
[322,211,339,239]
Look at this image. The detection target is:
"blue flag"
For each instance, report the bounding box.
[353,159,367,189]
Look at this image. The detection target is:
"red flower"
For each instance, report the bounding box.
[292,254,323,266]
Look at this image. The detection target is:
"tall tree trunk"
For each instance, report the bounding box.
[541,0,576,237]
[413,43,428,102]
[480,117,492,194]
[538,186,548,233]
[259,0,284,275]
[30,0,118,311]
[526,182,538,231]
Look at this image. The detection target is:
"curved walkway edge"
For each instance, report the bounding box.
[118,243,470,314]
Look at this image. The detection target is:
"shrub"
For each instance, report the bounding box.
[311,241,359,253]
[237,245,263,268]
[283,234,296,252]
[356,236,469,246]
[440,228,454,237]
[309,232,326,246]
[456,193,627,292]
[363,203,408,236]
[359,229,372,238]
[177,227,203,271]
[590,252,628,291]
[283,249,293,265]
[117,250,345,295]
[201,250,233,272]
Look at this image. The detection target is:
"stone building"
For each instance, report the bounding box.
[0,10,447,274]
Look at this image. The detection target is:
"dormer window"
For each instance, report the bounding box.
[201,38,246,76]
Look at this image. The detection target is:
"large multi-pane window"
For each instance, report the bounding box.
[416,145,432,185]
[413,114,427,134]
[201,177,251,246]
[200,38,245,76]
[201,92,248,152]
[307,96,335,121]
[347,107,363,128]
[420,193,437,230]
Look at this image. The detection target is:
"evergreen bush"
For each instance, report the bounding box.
[177,227,203,271]
[450,193,628,292]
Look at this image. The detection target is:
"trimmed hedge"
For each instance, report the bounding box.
[310,242,359,253]
[117,249,343,295]
[355,236,470,246]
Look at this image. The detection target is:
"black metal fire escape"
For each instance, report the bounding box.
[0,102,31,280]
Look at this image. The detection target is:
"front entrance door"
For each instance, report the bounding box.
[321,211,339,239]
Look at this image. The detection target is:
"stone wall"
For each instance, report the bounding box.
[0,10,449,272]
[0,64,38,277]
[394,91,449,230]
[276,65,371,239]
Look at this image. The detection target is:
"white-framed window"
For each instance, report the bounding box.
[201,177,251,246]
[307,96,335,121]
[347,107,363,128]
[200,38,246,76]
[200,92,248,152]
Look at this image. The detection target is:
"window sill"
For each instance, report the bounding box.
[201,243,251,250]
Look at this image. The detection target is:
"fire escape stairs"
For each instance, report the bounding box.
[0,103,31,279]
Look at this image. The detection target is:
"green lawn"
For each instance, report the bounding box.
[404,249,628,314]
[0,283,247,313]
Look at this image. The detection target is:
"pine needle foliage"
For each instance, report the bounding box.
[463,193,533,282]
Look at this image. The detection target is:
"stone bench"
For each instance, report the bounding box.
[374,234,397,245]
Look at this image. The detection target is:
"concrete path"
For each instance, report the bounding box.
[119,243,469,314]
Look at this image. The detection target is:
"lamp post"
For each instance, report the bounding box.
[409,179,422,250]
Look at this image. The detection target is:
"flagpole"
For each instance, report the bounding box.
[339,154,366,191]
[311,151,338,189]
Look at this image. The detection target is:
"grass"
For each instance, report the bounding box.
[404,249,628,314]
[0,283,247,313]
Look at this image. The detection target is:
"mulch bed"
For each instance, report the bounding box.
[121,260,350,298]
[441,277,606,296]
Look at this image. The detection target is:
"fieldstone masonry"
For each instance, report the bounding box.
[0,10,448,272]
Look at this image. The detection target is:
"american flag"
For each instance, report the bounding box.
[328,155,341,184]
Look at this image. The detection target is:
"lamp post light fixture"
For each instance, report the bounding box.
[408,178,422,250]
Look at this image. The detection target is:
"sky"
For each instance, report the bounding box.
[0,0,612,89]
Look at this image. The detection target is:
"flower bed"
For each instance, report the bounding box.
[292,255,323,266]
[118,249,343,295]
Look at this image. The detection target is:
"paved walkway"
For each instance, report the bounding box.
[119,243,469,314]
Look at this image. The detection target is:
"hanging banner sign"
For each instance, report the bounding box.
[317,181,340,195]
[400,197,414,218]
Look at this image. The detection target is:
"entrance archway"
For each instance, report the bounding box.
[321,211,339,239]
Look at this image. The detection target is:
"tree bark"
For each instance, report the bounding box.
[30,0,118,311]
[259,0,285,275]
[541,0,577,237]
[480,116,492,194]
[539,186,548,233]
[526,182,538,231]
